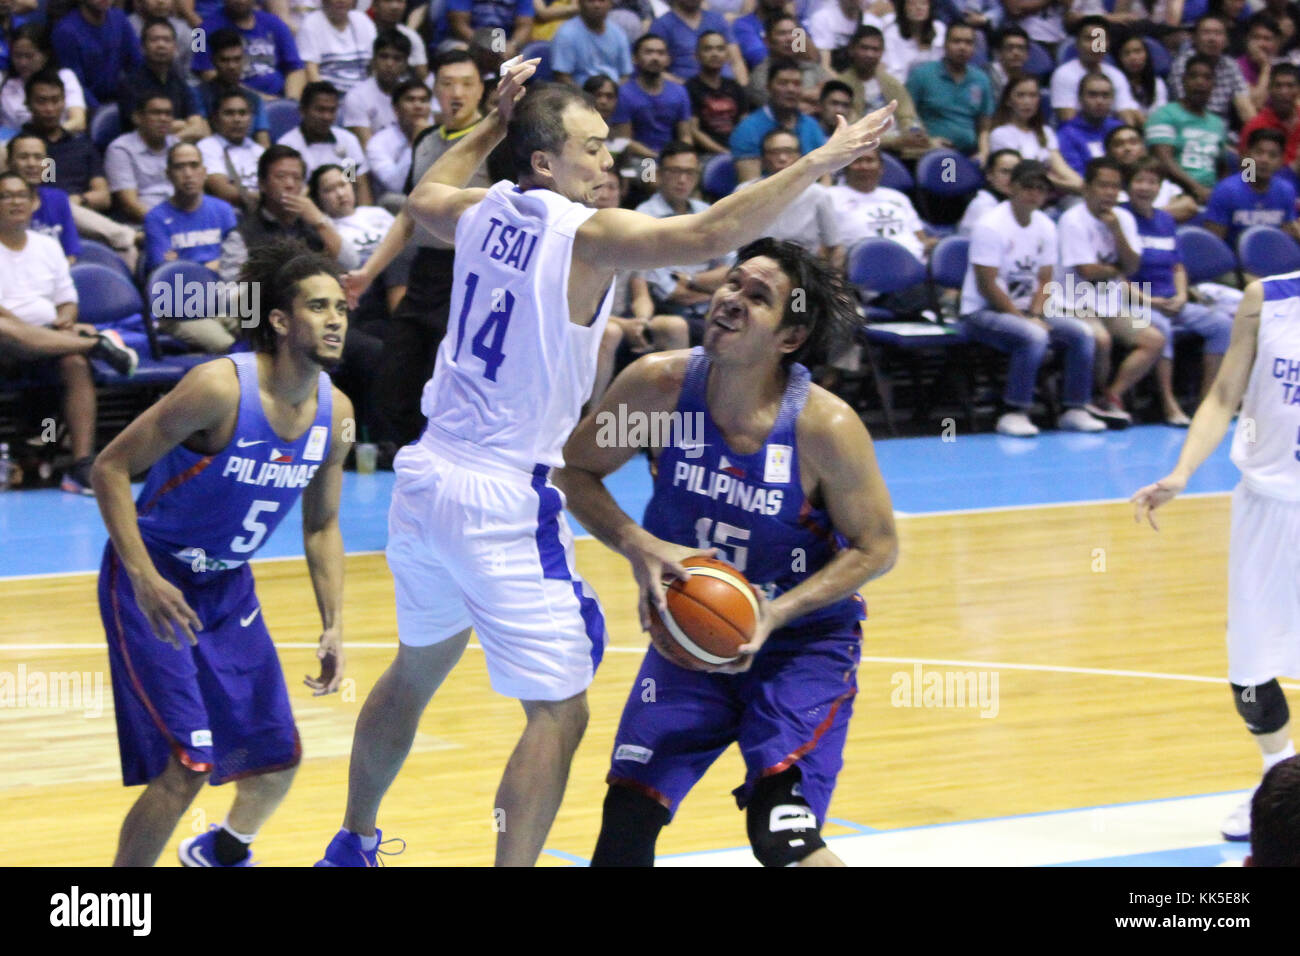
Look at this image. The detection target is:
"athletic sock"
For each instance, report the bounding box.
[355,831,379,852]
[1263,741,1297,775]
[214,820,256,865]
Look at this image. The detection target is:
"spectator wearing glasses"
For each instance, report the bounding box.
[987,24,1030,102]
[105,94,181,223]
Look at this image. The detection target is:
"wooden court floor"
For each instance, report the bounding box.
[0,496,1271,865]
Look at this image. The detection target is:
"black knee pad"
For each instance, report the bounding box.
[745,768,826,867]
[589,784,670,867]
[1232,680,1291,735]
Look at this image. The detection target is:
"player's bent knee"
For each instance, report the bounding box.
[746,768,826,867]
[590,785,670,867]
[157,757,207,799]
[1232,680,1290,735]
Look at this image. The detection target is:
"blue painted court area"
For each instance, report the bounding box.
[0,426,1236,578]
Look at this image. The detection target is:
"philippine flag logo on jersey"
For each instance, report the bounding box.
[718,455,746,479]
[270,448,294,463]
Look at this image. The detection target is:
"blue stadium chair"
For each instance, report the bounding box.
[90,103,121,152]
[1175,225,1237,284]
[914,148,982,225]
[701,152,737,199]
[521,41,553,81]
[879,151,913,192]
[1237,224,1300,277]
[266,99,301,142]
[74,239,134,284]
[1025,42,1054,79]
[71,264,193,384]
[1143,36,1171,77]
[144,260,226,364]
[846,237,927,311]
[928,235,969,298]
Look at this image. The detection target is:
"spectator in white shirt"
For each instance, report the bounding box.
[735,129,839,261]
[0,170,140,493]
[1049,15,1143,126]
[958,160,1104,437]
[311,162,404,298]
[810,0,869,69]
[197,89,266,215]
[342,29,415,149]
[990,76,1084,193]
[367,79,434,206]
[826,149,936,265]
[298,0,378,94]
[1056,155,1165,424]
[277,81,374,206]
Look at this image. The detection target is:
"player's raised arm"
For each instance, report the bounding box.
[1132,281,1263,528]
[574,102,897,272]
[555,352,714,630]
[90,361,239,646]
[404,57,540,243]
[300,387,355,696]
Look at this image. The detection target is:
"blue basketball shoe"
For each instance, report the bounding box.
[179,825,255,867]
[315,828,405,866]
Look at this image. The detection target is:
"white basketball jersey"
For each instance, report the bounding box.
[1230,270,1300,501]
[420,181,614,472]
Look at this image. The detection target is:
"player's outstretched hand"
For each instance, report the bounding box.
[625,533,716,633]
[304,626,345,695]
[495,56,541,125]
[132,571,202,649]
[715,586,781,674]
[813,100,898,175]
[342,269,372,310]
[1131,473,1187,530]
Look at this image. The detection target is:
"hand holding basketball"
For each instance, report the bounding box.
[713,586,780,674]
[1131,472,1188,530]
[624,532,716,633]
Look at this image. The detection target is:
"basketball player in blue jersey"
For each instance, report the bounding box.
[1134,276,1300,844]
[553,238,899,867]
[317,58,898,866]
[91,237,354,867]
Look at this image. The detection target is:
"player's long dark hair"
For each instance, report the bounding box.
[238,238,341,353]
[735,238,856,370]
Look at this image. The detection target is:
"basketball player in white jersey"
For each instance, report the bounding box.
[317,59,898,866]
[1133,276,1300,843]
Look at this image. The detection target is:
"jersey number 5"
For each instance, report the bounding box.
[231,499,280,554]
[453,271,515,382]
[694,517,750,573]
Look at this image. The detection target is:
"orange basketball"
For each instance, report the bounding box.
[647,556,758,672]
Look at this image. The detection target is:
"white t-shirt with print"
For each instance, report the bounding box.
[960,200,1058,315]
[988,123,1060,163]
[825,183,926,260]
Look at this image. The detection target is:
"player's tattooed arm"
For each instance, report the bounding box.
[91,361,241,647]
[300,387,354,695]
[1133,281,1262,529]
[556,352,715,630]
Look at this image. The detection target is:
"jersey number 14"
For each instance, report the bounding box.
[453,272,514,382]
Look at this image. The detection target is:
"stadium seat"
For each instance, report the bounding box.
[71,264,192,385]
[74,239,134,284]
[928,235,969,297]
[1025,42,1053,79]
[1143,36,1171,77]
[1175,225,1237,284]
[879,151,913,192]
[521,41,553,81]
[701,152,737,199]
[90,103,121,152]
[144,260,226,362]
[846,237,927,308]
[1237,224,1300,277]
[914,148,982,226]
[266,99,301,142]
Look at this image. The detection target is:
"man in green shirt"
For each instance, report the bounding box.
[904,22,994,162]
[1146,54,1227,206]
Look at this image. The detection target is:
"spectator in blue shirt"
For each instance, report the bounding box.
[8,133,83,261]
[650,0,747,84]
[1057,72,1124,177]
[904,23,994,160]
[447,0,535,61]
[611,33,693,159]
[144,143,237,273]
[192,0,306,100]
[1204,127,1300,249]
[730,58,828,182]
[552,0,633,88]
[195,29,271,148]
[732,0,785,69]
[51,0,144,110]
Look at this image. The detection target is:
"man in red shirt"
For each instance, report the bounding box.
[1239,63,1300,163]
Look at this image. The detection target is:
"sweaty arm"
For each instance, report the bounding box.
[90,360,239,645]
[299,387,354,695]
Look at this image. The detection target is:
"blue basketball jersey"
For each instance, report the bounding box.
[643,349,865,632]
[135,352,334,572]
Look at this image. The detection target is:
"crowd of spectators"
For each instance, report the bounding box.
[4,0,1300,485]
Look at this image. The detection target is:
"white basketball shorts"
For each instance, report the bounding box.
[386,434,606,701]
[1226,482,1300,686]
